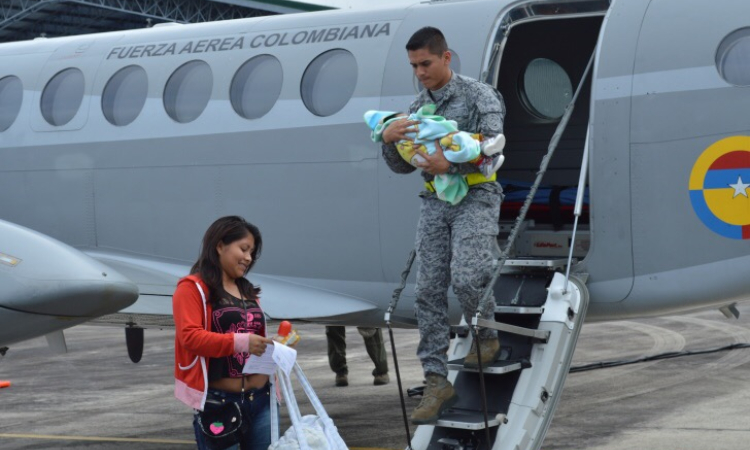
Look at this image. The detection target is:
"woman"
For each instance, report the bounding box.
[173,216,275,450]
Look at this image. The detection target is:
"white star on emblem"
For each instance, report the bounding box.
[729,175,750,198]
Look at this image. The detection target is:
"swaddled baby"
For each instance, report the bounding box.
[365,104,504,205]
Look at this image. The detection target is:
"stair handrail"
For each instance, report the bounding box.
[384,249,416,450]
[385,249,416,321]
[563,125,591,294]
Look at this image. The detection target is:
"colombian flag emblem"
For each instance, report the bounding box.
[689,136,750,239]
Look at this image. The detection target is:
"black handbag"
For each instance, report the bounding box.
[196,396,247,450]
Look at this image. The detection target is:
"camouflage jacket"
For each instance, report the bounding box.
[381,72,505,185]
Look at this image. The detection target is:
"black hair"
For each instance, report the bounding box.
[405,26,448,56]
[191,215,262,305]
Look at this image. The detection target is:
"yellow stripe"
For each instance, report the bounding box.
[0,433,398,450]
[466,172,496,185]
[425,172,496,193]
[351,448,398,450]
[0,433,194,445]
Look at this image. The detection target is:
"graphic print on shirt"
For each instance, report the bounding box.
[212,301,265,377]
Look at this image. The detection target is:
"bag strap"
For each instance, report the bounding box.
[293,363,336,424]
[270,374,280,445]
[276,367,313,450]
[293,363,348,450]
[273,363,349,450]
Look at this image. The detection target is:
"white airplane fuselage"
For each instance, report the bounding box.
[1,0,750,334]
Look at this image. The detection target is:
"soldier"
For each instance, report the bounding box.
[326,326,389,387]
[380,26,506,424]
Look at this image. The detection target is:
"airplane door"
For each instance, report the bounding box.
[626,0,750,305]
[584,0,651,304]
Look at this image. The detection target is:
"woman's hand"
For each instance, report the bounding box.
[248,334,273,357]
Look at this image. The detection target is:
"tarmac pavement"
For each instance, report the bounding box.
[2,304,750,450]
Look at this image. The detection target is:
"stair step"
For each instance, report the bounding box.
[474,317,550,342]
[447,359,526,374]
[495,305,544,314]
[437,408,507,430]
[504,257,575,269]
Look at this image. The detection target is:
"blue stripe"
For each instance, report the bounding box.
[703,168,750,190]
[689,190,742,239]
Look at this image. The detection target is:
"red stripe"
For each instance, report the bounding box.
[709,150,750,170]
[743,225,750,240]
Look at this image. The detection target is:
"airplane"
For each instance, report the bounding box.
[0,219,138,352]
[2,0,750,448]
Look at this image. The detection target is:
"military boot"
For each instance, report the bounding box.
[463,337,501,369]
[410,374,458,424]
[335,373,348,387]
[373,373,390,386]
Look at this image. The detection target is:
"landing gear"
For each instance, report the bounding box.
[125,326,144,363]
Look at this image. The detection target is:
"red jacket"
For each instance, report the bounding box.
[172,274,253,410]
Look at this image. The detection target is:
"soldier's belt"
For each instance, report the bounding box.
[424,172,497,192]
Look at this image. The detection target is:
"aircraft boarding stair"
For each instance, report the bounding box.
[390,48,596,450]
[402,256,588,450]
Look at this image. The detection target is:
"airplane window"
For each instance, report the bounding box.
[163,60,212,123]
[412,49,461,93]
[521,58,572,120]
[230,54,283,120]
[0,76,22,132]
[301,49,357,117]
[102,65,148,126]
[41,68,85,126]
[717,28,750,87]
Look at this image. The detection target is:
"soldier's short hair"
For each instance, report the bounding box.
[406,27,448,56]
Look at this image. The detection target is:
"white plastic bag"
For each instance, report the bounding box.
[269,363,348,450]
[271,415,328,450]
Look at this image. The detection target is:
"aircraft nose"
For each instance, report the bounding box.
[57,269,139,318]
[93,272,140,316]
[0,256,139,317]
[0,219,139,318]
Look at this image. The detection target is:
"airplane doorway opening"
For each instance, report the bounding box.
[494,13,604,261]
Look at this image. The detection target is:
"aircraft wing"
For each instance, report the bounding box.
[83,249,379,328]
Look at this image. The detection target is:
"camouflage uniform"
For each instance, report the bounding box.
[382,72,505,378]
[326,326,389,376]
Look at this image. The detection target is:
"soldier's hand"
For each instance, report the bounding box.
[382,118,419,144]
[416,139,451,175]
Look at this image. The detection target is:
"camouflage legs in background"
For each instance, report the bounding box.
[326,326,389,380]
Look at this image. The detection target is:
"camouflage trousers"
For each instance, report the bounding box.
[415,187,502,378]
[326,326,389,376]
